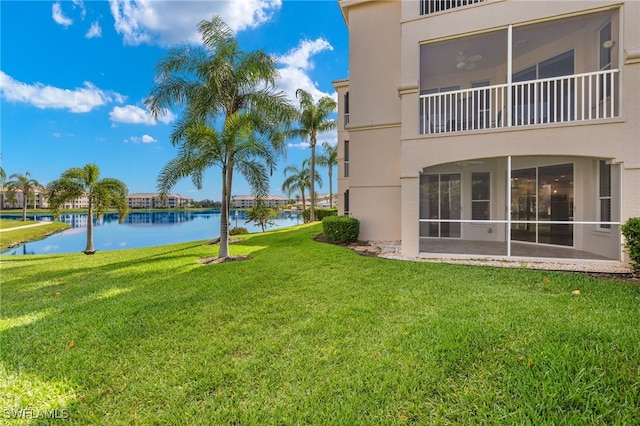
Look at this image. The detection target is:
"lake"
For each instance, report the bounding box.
[1,210,302,256]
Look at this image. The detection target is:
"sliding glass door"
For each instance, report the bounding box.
[511,163,573,246]
[420,173,461,238]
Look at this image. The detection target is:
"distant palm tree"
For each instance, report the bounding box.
[0,165,6,209]
[289,89,337,221]
[47,164,128,255]
[146,16,295,259]
[316,142,337,208]
[6,171,41,221]
[281,159,322,213]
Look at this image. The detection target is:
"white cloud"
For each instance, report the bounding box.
[0,71,124,113]
[86,21,102,38]
[52,2,73,27]
[108,0,282,46]
[109,105,175,125]
[287,131,337,150]
[287,142,309,149]
[275,38,336,103]
[125,134,158,144]
[72,0,87,20]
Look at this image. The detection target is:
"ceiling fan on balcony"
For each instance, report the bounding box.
[456,52,483,70]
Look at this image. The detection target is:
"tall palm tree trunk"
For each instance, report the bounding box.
[219,166,230,258]
[21,195,28,221]
[328,166,333,208]
[309,138,316,222]
[84,204,96,254]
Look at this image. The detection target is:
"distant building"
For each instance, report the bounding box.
[60,193,90,209]
[126,193,193,209]
[231,195,288,209]
[1,188,49,209]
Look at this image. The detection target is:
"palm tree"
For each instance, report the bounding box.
[146,16,295,259]
[6,171,41,221]
[46,164,128,255]
[289,89,337,222]
[316,142,337,208]
[281,159,322,213]
[157,117,277,256]
[0,165,6,209]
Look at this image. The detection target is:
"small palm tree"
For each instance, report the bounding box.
[47,164,128,254]
[6,171,42,221]
[289,89,336,221]
[316,142,337,208]
[281,159,322,213]
[0,166,6,209]
[245,198,277,232]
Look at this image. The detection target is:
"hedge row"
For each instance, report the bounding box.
[321,215,360,243]
[302,208,337,222]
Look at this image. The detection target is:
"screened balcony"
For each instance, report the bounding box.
[419,157,622,261]
[419,10,620,135]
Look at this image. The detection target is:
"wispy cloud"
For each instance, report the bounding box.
[86,21,102,39]
[125,134,157,144]
[72,0,87,20]
[108,0,282,46]
[52,2,73,27]
[287,131,336,150]
[275,38,335,103]
[0,71,124,113]
[110,105,175,125]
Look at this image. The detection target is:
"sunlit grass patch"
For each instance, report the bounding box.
[0,363,77,413]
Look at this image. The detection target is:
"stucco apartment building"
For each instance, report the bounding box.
[126,193,193,209]
[0,189,89,209]
[335,0,639,263]
[231,195,288,209]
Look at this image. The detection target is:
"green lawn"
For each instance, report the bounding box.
[0,219,38,230]
[1,223,638,424]
[0,220,70,250]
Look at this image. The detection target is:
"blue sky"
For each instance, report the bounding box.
[0,0,348,201]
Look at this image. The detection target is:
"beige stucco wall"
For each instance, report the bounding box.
[339,0,403,241]
[333,79,350,215]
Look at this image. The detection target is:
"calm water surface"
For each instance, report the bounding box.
[1,210,301,255]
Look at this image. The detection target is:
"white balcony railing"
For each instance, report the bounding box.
[420,0,486,16]
[419,69,619,135]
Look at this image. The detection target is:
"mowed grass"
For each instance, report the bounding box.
[0,220,70,249]
[0,219,37,230]
[1,223,639,424]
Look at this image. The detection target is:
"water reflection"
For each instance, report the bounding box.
[1,210,301,256]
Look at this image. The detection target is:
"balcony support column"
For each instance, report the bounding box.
[507,25,513,127]
[507,155,512,257]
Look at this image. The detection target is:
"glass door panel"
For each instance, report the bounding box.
[511,168,537,242]
[441,174,461,237]
[511,164,573,246]
[419,173,461,238]
[538,163,573,246]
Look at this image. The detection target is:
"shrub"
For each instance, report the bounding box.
[621,217,640,270]
[322,215,360,243]
[302,208,337,222]
[230,227,249,236]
